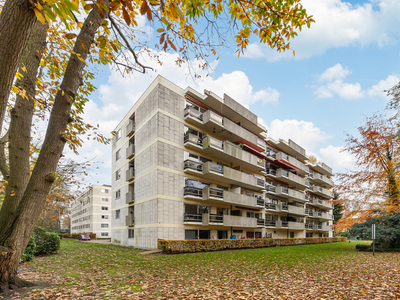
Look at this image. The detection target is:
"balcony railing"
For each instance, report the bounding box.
[266,168,277,176]
[265,203,277,210]
[288,205,305,215]
[257,219,265,226]
[265,220,276,227]
[203,109,223,126]
[126,168,135,181]
[125,191,134,204]
[288,221,305,230]
[209,188,223,199]
[184,213,202,223]
[183,159,203,172]
[256,198,265,206]
[257,159,266,168]
[209,214,223,223]
[184,133,203,147]
[256,178,264,187]
[312,186,333,198]
[126,121,135,136]
[266,149,277,159]
[184,106,203,121]
[209,162,223,174]
[183,186,203,197]
[265,184,277,193]
[281,202,289,210]
[125,214,134,226]
[224,215,257,227]
[126,144,135,159]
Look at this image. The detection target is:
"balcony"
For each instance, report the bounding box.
[288,205,305,216]
[265,183,277,193]
[268,138,307,162]
[321,224,333,231]
[183,213,203,224]
[306,195,333,209]
[125,191,134,204]
[184,133,203,151]
[184,106,203,126]
[276,168,307,189]
[276,186,306,202]
[125,214,134,226]
[257,219,265,227]
[288,221,305,230]
[126,168,135,182]
[202,213,224,225]
[309,162,333,177]
[202,161,264,191]
[265,202,277,211]
[126,121,135,137]
[265,220,277,227]
[276,152,308,175]
[319,212,334,220]
[183,160,203,175]
[224,215,257,228]
[305,223,316,230]
[202,136,264,172]
[311,186,333,199]
[308,172,333,187]
[126,144,135,160]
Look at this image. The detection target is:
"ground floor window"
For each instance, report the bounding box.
[290,232,295,238]
[306,233,313,238]
[185,229,210,240]
[101,232,108,237]
[128,229,134,239]
[217,230,228,239]
[246,231,262,239]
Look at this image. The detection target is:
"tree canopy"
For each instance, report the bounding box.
[334,114,400,232]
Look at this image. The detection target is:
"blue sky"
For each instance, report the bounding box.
[71,0,400,186]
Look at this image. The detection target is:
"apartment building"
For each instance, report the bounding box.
[111,76,333,249]
[70,184,112,238]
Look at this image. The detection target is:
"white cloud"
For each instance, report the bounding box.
[320,145,354,169]
[244,0,400,61]
[367,74,400,98]
[267,119,333,153]
[68,50,280,184]
[314,64,364,100]
[319,64,351,82]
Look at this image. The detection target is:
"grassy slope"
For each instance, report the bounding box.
[20,240,400,299]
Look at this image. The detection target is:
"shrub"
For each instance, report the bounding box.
[21,234,36,262]
[355,244,370,251]
[158,237,347,254]
[34,226,61,255]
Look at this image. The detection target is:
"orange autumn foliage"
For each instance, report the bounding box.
[334,114,400,232]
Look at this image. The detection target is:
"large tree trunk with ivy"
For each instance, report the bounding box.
[0,4,108,291]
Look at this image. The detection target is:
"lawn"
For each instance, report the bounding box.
[13,239,400,299]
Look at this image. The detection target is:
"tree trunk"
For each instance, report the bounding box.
[0,20,47,235]
[0,3,109,290]
[0,20,47,292]
[0,0,36,134]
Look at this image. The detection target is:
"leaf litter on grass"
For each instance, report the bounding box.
[11,240,400,299]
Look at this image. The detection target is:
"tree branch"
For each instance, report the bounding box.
[109,15,153,74]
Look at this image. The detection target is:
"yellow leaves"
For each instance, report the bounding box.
[157,28,164,33]
[79,39,87,52]
[34,8,46,25]
[65,33,77,39]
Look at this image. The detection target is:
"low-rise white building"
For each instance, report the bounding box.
[70,184,111,238]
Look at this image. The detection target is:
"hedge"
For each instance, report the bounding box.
[21,234,36,262]
[34,226,61,255]
[62,232,97,239]
[158,237,347,254]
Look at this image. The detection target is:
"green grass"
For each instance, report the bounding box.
[21,239,400,299]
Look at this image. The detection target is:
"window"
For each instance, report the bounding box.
[101,232,109,237]
[115,169,121,181]
[116,129,121,140]
[116,149,121,161]
[116,189,121,199]
[101,224,109,228]
[290,232,295,238]
[101,215,109,219]
[115,210,120,219]
[101,206,108,211]
[102,198,108,202]
[128,229,134,239]
[101,188,109,193]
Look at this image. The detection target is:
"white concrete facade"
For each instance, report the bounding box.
[70,184,111,238]
[111,76,334,249]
